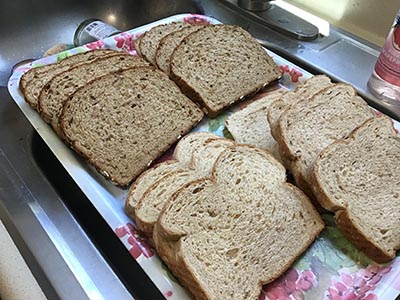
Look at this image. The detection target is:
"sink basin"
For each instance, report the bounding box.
[0,0,202,86]
[1,1,398,300]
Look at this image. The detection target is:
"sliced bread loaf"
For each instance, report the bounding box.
[311,116,400,263]
[173,132,222,166]
[170,25,281,117]
[154,145,324,300]
[155,25,205,75]
[125,160,183,219]
[135,168,201,237]
[60,66,204,186]
[190,137,234,172]
[275,83,375,198]
[126,132,222,220]
[38,54,149,136]
[225,91,284,161]
[138,22,190,65]
[267,75,332,139]
[20,49,116,110]
[132,136,233,237]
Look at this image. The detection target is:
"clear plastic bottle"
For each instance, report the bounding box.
[73,19,121,46]
[367,10,400,105]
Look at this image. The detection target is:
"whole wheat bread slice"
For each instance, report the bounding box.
[132,136,233,237]
[311,116,400,263]
[225,91,284,161]
[19,49,117,110]
[170,25,281,117]
[125,160,183,220]
[138,22,190,65]
[125,132,222,224]
[134,34,143,57]
[190,137,234,172]
[135,168,201,237]
[60,66,203,186]
[155,25,205,75]
[173,132,222,166]
[154,145,324,300]
[38,54,149,136]
[267,75,332,140]
[275,83,375,198]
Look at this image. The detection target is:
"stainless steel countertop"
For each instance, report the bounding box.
[0,1,398,300]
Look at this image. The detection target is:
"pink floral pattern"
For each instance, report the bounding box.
[280,64,303,82]
[115,223,154,259]
[183,14,211,25]
[326,265,391,300]
[86,40,105,50]
[262,268,317,300]
[114,32,136,53]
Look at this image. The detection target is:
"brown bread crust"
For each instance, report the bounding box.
[335,209,395,263]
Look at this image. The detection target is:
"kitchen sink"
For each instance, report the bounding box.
[0,1,397,300]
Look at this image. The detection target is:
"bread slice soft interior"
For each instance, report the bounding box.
[311,116,400,263]
[170,25,281,117]
[275,83,375,197]
[60,66,203,186]
[154,145,324,300]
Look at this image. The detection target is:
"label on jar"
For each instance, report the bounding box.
[375,24,400,86]
[83,21,120,40]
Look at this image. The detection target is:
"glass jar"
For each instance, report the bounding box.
[74,19,121,46]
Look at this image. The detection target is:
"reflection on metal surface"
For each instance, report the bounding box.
[220,0,319,40]
[273,0,330,36]
[27,200,106,300]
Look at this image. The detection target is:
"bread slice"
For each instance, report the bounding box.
[60,66,204,186]
[19,49,117,110]
[125,160,183,220]
[154,145,324,300]
[275,83,375,198]
[135,168,200,237]
[267,75,332,140]
[38,54,149,136]
[173,132,222,166]
[190,137,234,172]
[133,136,233,237]
[311,116,400,263]
[138,22,190,65]
[134,34,143,57]
[155,25,205,75]
[126,132,222,219]
[225,91,284,161]
[170,25,281,117]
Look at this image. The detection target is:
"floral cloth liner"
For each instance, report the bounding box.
[8,14,400,300]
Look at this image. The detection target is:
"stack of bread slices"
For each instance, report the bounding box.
[125,132,324,300]
[225,74,400,266]
[19,21,281,186]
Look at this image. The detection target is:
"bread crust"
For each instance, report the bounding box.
[125,160,181,219]
[335,209,395,263]
[275,84,371,202]
[155,25,205,74]
[20,49,117,111]
[311,116,400,263]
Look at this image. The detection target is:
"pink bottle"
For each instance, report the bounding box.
[368,10,400,105]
